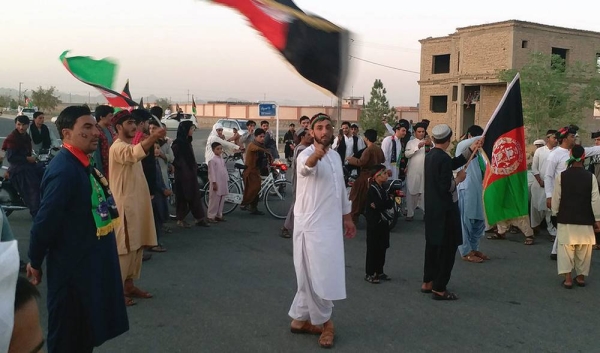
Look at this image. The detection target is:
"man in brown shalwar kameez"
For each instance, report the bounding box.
[347,129,385,223]
[241,128,272,215]
[109,110,166,306]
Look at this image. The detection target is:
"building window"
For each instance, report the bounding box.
[521,40,528,48]
[596,53,600,73]
[432,54,450,74]
[551,47,568,71]
[452,86,458,102]
[430,96,448,113]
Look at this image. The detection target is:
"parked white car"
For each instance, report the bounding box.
[20,108,36,121]
[216,118,249,139]
[161,113,199,130]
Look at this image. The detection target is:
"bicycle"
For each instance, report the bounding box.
[203,163,292,219]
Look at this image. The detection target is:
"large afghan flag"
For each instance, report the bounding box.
[59,50,139,108]
[206,0,349,96]
[481,73,528,226]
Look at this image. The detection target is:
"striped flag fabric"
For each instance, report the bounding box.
[192,95,197,114]
[59,50,138,109]
[481,73,528,225]
[205,0,349,96]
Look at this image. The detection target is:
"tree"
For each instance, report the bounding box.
[359,79,396,137]
[499,52,600,141]
[0,95,11,108]
[155,98,171,111]
[31,86,62,112]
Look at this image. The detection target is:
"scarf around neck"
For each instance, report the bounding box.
[63,143,120,238]
[30,124,51,149]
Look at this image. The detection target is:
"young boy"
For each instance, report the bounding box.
[207,142,229,222]
[364,164,394,284]
[552,145,600,288]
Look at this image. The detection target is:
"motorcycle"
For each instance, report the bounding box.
[0,147,59,216]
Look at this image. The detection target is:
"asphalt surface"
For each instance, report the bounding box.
[2,116,599,352]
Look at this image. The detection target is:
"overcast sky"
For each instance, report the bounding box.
[3,0,599,106]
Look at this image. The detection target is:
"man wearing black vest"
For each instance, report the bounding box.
[333,121,365,175]
[551,145,600,288]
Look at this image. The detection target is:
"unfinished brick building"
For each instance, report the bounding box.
[418,20,600,138]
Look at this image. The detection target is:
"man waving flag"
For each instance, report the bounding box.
[205,0,349,96]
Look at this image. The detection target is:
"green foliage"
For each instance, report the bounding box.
[499,52,600,141]
[31,86,62,112]
[359,79,396,137]
[0,95,11,108]
[155,98,170,111]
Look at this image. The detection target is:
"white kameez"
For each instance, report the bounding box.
[289,145,352,325]
[551,173,600,276]
[405,138,426,217]
[381,135,402,180]
[530,145,555,233]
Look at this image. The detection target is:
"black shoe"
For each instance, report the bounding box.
[142,253,152,262]
[378,273,391,281]
[550,254,557,261]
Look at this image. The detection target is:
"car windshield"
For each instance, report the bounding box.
[22,109,34,112]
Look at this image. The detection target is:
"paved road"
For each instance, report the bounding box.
[3,116,599,352]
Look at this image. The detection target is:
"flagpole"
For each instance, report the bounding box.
[482,72,520,136]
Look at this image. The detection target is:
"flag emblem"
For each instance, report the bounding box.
[490,137,523,176]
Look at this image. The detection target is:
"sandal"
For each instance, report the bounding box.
[125,287,153,299]
[215,217,226,222]
[432,291,459,300]
[177,220,191,228]
[318,321,335,348]
[290,320,323,335]
[125,297,136,306]
[148,245,167,253]
[364,275,380,284]
[462,254,483,263]
[472,251,490,260]
[562,280,573,289]
[575,276,586,287]
[524,236,535,245]
[421,281,432,293]
[487,233,506,240]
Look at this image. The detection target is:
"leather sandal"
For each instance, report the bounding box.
[125,296,136,306]
[472,251,490,260]
[126,287,153,299]
[290,320,323,335]
[318,321,335,348]
[461,254,483,263]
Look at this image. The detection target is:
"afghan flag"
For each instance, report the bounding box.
[59,50,138,109]
[192,95,197,114]
[481,73,528,226]
[121,80,132,99]
[206,0,349,96]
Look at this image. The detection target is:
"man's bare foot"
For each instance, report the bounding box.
[421,281,433,293]
[318,320,334,348]
[290,319,322,334]
[575,274,586,287]
[563,273,573,289]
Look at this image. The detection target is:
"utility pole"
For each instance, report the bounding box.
[18,82,23,105]
[88,92,91,104]
[187,90,190,103]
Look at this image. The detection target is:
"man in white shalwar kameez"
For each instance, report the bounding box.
[404,122,431,220]
[381,123,407,180]
[288,113,356,349]
[544,126,600,258]
[531,130,557,236]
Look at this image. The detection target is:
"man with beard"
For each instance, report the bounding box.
[28,111,59,154]
[109,110,166,306]
[261,120,279,159]
[2,115,43,217]
[333,121,365,168]
[241,128,272,215]
[284,123,296,164]
[404,122,431,221]
[346,129,385,223]
[27,105,128,352]
[288,113,356,349]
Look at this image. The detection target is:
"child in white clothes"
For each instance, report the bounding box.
[207,142,229,222]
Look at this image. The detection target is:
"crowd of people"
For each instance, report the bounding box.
[2,106,600,351]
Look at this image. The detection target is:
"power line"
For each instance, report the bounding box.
[350,38,420,52]
[349,55,419,74]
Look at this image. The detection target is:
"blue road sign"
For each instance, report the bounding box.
[258,103,277,117]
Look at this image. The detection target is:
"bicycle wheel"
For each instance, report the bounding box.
[264,180,293,219]
[203,180,242,215]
